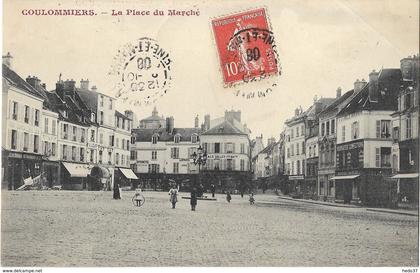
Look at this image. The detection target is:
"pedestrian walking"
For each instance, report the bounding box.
[168,185,179,209]
[134,186,143,206]
[249,192,255,205]
[190,188,198,211]
[211,184,216,198]
[240,189,244,198]
[226,192,232,203]
[113,183,121,200]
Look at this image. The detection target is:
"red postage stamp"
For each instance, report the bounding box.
[212,8,280,86]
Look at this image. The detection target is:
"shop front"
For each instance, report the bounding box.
[391,173,419,206]
[288,175,305,197]
[61,162,91,190]
[115,168,138,189]
[2,150,42,190]
[331,174,360,204]
[90,166,111,191]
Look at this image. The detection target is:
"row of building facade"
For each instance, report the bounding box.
[2,53,136,191]
[253,54,419,207]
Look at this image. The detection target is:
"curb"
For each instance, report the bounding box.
[277,196,360,208]
[366,208,418,217]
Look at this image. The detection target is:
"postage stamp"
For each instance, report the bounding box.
[109,37,172,106]
[212,7,280,87]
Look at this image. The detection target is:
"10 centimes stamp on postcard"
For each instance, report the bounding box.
[211,7,281,93]
[109,37,172,106]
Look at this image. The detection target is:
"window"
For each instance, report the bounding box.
[171,147,179,159]
[11,130,18,150]
[152,151,157,160]
[286,163,290,174]
[376,120,391,139]
[291,129,294,139]
[23,133,29,151]
[62,145,68,160]
[191,134,198,143]
[63,124,68,139]
[404,93,412,110]
[291,144,294,156]
[376,147,391,167]
[108,151,112,164]
[109,98,113,110]
[287,148,290,158]
[351,122,359,140]
[226,159,233,170]
[122,119,125,130]
[131,136,136,144]
[226,143,234,153]
[121,155,125,166]
[91,130,95,142]
[12,101,18,120]
[297,160,300,175]
[291,161,295,175]
[148,164,159,173]
[296,143,300,155]
[309,146,312,157]
[240,159,245,171]
[99,150,103,163]
[406,117,412,139]
[321,123,325,136]
[51,143,56,156]
[34,110,40,126]
[130,151,136,160]
[174,135,180,143]
[99,133,103,144]
[152,135,158,144]
[90,149,95,163]
[331,120,335,134]
[24,105,30,123]
[126,140,130,151]
[51,120,56,135]
[173,162,179,173]
[72,146,76,161]
[115,153,120,165]
[33,135,39,153]
[393,127,400,142]
[109,135,114,146]
[80,148,85,162]
[116,138,120,148]
[81,129,85,143]
[302,141,305,154]
[341,126,345,142]
[100,96,104,107]
[44,118,49,133]
[296,127,299,137]
[100,111,104,125]
[240,143,245,154]
[116,117,120,128]
[121,139,125,150]
[214,143,220,153]
[72,126,77,141]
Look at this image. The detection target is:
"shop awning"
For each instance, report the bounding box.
[62,162,90,177]
[119,168,138,179]
[330,175,360,180]
[289,175,304,180]
[391,173,419,179]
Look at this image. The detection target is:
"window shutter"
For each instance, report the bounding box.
[375,148,380,167]
[376,121,381,138]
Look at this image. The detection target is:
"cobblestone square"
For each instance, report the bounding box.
[1,191,418,267]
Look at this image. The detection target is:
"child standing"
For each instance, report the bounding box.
[249,192,255,205]
[226,192,232,203]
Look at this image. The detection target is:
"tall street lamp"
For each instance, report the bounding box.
[192,145,207,196]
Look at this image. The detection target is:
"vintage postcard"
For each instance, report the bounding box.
[1,0,419,272]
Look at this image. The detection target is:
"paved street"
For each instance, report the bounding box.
[1,190,418,267]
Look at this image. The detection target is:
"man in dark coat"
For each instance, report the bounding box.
[190,188,198,211]
[113,183,121,199]
[211,184,216,198]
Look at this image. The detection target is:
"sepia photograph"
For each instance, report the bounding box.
[1,0,419,271]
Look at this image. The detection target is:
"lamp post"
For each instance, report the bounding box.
[192,145,207,196]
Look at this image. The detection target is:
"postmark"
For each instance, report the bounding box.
[109,37,172,106]
[212,8,280,87]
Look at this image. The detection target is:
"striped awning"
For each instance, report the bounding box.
[119,168,138,179]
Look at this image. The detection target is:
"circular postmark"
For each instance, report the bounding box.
[109,37,172,106]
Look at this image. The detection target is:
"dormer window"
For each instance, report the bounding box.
[174,134,181,143]
[191,134,198,143]
[152,134,158,144]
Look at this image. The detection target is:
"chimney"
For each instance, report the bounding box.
[267,137,276,146]
[26,76,41,89]
[400,55,419,81]
[80,78,90,91]
[336,87,342,98]
[194,115,199,128]
[2,52,13,68]
[354,79,366,93]
[368,70,379,102]
[41,83,46,89]
[168,116,174,132]
[294,108,300,116]
[91,85,97,92]
[204,114,210,131]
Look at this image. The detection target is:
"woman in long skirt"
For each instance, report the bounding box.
[190,188,198,211]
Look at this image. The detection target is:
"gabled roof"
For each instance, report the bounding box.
[2,64,44,99]
[115,110,131,120]
[132,127,201,142]
[202,120,247,136]
[337,69,402,117]
[260,141,277,154]
[142,115,165,121]
[318,90,355,118]
[77,89,98,111]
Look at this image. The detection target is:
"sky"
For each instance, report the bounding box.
[3,0,419,146]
